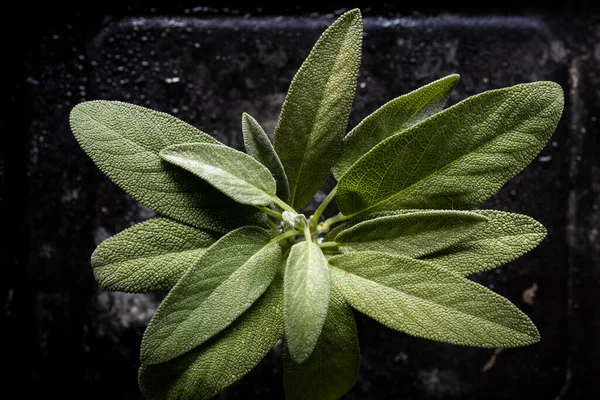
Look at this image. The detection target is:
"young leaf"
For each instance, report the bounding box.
[283,282,359,400]
[141,227,282,365]
[337,82,564,216]
[334,74,459,179]
[284,241,331,363]
[160,143,278,207]
[91,218,218,293]
[242,112,290,203]
[421,210,547,276]
[335,210,487,257]
[274,9,362,208]
[70,101,263,233]
[330,252,540,347]
[139,275,284,400]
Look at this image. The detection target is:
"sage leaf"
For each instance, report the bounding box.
[141,227,282,365]
[274,9,362,208]
[330,252,540,347]
[91,217,218,293]
[70,101,263,233]
[283,282,359,400]
[160,142,277,207]
[337,82,564,216]
[139,275,284,400]
[336,210,487,257]
[242,112,290,203]
[334,74,459,179]
[284,241,331,363]
[421,210,547,276]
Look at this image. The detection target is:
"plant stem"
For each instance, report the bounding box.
[266,218,281,233]
[268,229,301,245]
[310,186,338,230]
[304,227,313,244]
[272,196,296,213]
[318,241,339,249]
[317,213,351,234]
[258,206,283,220]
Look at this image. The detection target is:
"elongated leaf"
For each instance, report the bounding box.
[70,101,263,233]
[334,74,459,179]
[335,210,487,257]
[139,275,284,400]
[330,252,540,347]
[242,112,290,203]
[160,143,277,207]
[422,210,547,275]
[284,241,331,363]
[274,9,363,208]
[91,217,218,293]
[284,281,359,400]
[337,82,564,216]
[141,227,281,365]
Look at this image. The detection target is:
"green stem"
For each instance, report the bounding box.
[304,227,313,244]
[268,229,301,246]
[316,213,351,234]
[318,241,339,249]
[257,206,283,220]
[310,186,338,230]
[272,196,296,213]
[266,218,280,233]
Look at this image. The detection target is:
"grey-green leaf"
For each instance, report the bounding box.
[334,74,459,179]
[141,227,281,365]
[335,210,487,257]
[160,142,277,207]
[91,217,218,293]
[284,281,359,400]
[242,112,290,203]
[421,210,547,276]
[337,82,564,216]
[284,241,331,363]
[139,275,284,400]
[274,9,363,208]
[330,252,540,347]
[70,101,263,233]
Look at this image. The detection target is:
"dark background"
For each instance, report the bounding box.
[2,2,599,399]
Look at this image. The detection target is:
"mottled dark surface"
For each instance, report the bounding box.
[3,3,599,400]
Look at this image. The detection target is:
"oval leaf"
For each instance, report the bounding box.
[92,217,218,293]
[337,82,564,216]
[274,9,363,208]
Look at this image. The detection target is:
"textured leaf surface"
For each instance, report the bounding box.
[139,276,284,400]
[334,74,459,179]
[160,143,277,207]
[70,101,263,233]
[284,282,359,400]
[422,210,547,275]
[141,227,281,365]
[330,252,540,347]
[91,218,218,293]
[337,82,564,216]
[242,112,290,203]
[336,210,487,257]
[284,241,331,363]
[274,9,362,208]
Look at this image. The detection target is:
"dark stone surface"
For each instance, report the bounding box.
[3,3,599,399]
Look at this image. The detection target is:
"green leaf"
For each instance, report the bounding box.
[335,210,487,257]
[283,281,359,400]
[421,210,547,276]
[160,143,277,207]
[141,227,282,365]
[274,9,363,208]
[242,112,290,203]
[139,275,284,400]
[334,74,459,179]
[284,241,331,363]
[330,252,540,347]
[337,82,564,216]
[91,217,218,293]
[70,101,263,233]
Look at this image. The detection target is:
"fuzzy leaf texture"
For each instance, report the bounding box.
[274,9,362,208]
[69,101,263,233]
[141,227,281,365]
[91,218,218,293]
[337,82,564,216]
[242,112,290,203]
[139,275,284,400]
[334,74,459,179]
[284,241,331,363]
[330,252,540,347]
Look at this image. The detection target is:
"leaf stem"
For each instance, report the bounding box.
[268,229,301,246]
[304,227,313,244]
[266,218,281,233]
[316,213,351,234]
[272,196,297,214]
[258,206,283,220]
[310,186,338,230]
[318,241,339,249]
